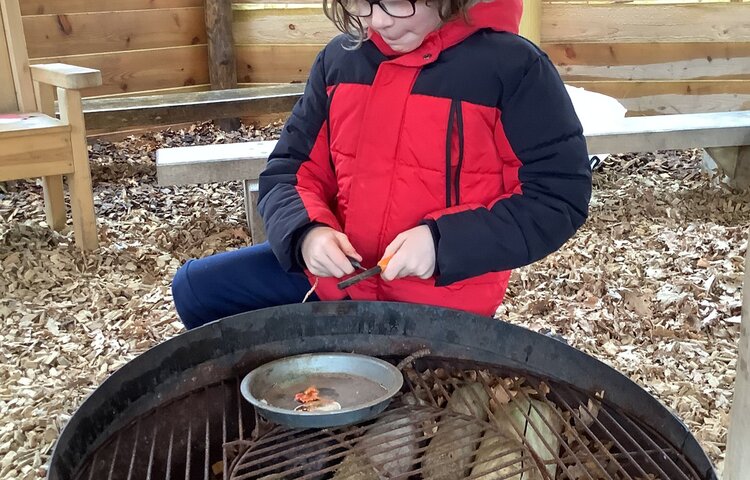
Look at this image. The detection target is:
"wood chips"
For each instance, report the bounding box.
[0,122,744,479]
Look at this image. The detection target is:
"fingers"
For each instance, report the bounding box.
[380,234,407,281]
[335,232,362,263]
[324,245,355,277]
[380,226,436,281]
[301,227,362,278]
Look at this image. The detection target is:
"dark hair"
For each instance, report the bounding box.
[323,0,476,49]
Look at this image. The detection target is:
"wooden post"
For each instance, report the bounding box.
[724,230,750,479]
[519,0,542,45]
[204,0,240,131]
[36,81,67,231]
[58,87,98,250]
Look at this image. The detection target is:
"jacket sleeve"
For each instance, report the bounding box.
[425,53,592,286]
[257,48,340,272]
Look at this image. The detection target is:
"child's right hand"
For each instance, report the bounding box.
[301,226,362,278]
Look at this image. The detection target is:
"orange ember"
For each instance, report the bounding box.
[294,386,320,403]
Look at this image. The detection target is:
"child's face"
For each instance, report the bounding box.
[364,0,442,53]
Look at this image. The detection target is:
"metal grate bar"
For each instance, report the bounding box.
[597,402,694,480]
[146,424,157,480]
[107,432,121,480]
[552,385,657,479]
[617,412,704,480]
[223,381,229,480]
[550,386,652,479]
[126,421,141,480]
[204,415,211,480]
[544,389,636,480]
[86,449,98,480]
[237,380,245,441]
[165,426,174,480]
[184,419,192,480]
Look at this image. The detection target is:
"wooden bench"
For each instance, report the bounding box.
[1,0,102,250]
[156,109,750,244]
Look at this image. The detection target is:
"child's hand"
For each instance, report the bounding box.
[301,226,362,278]
[380,225,436,281]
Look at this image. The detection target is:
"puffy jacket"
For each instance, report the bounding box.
[258,0,592,316]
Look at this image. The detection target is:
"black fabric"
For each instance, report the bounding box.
[433,52,591,286]
[258,49,331,272]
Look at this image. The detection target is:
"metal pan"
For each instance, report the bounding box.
[240,352,404,429]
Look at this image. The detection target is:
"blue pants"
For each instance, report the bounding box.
[172,242,318,329]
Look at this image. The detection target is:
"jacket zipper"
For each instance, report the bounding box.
[445,100,456,208]
[454,100,465,205]
[326,84,339,172]
[445,99,465,207]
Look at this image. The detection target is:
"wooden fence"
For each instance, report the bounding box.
[2,0,749,118]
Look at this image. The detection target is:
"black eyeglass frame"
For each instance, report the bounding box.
[337,0,418,18]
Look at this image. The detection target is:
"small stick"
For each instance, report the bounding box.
[396,348,431,371]
[302,277,319,303]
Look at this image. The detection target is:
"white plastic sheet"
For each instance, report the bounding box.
[564,84,627,169]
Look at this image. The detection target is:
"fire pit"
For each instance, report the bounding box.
[48,302,717,480]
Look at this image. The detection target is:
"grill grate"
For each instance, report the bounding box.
[72,360,704,480]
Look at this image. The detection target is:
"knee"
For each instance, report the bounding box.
[172,260,206,330]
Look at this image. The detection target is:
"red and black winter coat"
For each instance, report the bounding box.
[258,0,592,316]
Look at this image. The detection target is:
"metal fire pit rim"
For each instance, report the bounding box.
[48,301,717,480]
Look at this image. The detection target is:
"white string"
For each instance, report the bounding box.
[302,277,319,303]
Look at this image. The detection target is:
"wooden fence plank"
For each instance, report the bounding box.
[23,8,206,58]
[546,42,750,81]
[571,80,750,115]
[542,3,750,43]
[233,7,336,44]
[236,44,319,82]
[32,45,209,96]
[20,0,202,15]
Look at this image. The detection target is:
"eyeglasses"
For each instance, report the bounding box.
[338,0,417,18]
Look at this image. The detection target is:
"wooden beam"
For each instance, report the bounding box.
[0,1,17,112]
[58,87,98,250]
[36,81,67,231]
[81,84,304,132]
[724,223,750,479]
[205,0,239,131]
[1,0,36,112]
[30,63,101,90]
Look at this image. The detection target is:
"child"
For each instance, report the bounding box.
[172,0,592,329]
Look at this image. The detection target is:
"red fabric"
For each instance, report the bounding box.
[303,0,524,316]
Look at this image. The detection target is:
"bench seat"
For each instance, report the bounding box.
[156,110,750,244]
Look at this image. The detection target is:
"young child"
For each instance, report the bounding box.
[172,0,592,329]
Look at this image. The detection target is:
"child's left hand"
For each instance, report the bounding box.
[380,225,436,281]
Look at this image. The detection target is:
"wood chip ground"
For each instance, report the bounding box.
[0,122,743,479]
